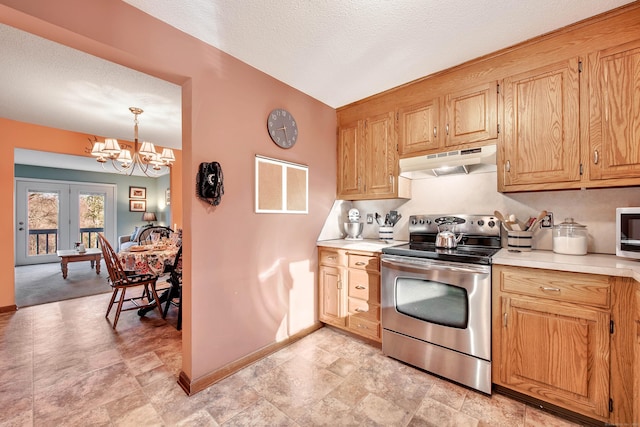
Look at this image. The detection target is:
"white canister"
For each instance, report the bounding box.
[507,230,533,252]
[553,218,588,255]
[379,226,394,242]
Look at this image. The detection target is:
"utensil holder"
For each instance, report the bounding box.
[379,226,394,242]
[507,230,533,252]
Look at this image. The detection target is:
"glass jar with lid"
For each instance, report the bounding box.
[552,218,588,255]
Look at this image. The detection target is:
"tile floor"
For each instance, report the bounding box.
[1,292,583,426]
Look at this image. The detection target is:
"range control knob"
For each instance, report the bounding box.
[487,220,496,228]
[411,218,418,225]
[477,220,485,226]
[419,218,425,224]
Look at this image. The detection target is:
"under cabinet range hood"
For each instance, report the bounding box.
[399,144,497,178]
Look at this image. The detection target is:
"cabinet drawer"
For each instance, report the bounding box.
[319,249,343,266]
[348,269,380,303]
[348,253,379,271]
[347,298,380,322]
[500,267,610,308]
[347,315,381,341]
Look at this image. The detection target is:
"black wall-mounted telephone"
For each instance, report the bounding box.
[196,162,224,206]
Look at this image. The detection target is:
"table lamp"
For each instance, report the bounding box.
[142,212,157,225]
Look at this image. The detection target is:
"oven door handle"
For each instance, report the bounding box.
[381,256,490,274]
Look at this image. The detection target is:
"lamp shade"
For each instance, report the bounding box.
[102,138,121,155]
[142,212,157,223]
[91,142,105,156]
[139,141,156,156]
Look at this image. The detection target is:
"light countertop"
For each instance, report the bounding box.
[317,239,408,253]
[317,240,640,281]
[492,249,640,281]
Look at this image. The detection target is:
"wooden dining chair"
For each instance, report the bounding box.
[97,233,164,329]
[162,246,182,330]
[137,226,173,246]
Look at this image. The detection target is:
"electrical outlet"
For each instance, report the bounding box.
[366,213,374,224]
[541,212,553,228]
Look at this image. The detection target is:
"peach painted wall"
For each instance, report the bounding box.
[0,117,182,304]
[0,0,337,384]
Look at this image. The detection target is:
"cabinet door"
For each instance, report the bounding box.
[364,112,397,197]
[398,99,440,156]
[444,81,498,147]
[502,58,581,188]
[337,120,365,199]
[501,296,610,419]
[318,265,345,327]
[589,39,640,180]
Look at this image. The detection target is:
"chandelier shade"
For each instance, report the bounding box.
[90,107,175,176]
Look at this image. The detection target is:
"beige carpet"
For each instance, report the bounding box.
[15,261,112,307]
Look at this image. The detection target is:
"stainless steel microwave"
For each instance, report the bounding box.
[616,207,640,259]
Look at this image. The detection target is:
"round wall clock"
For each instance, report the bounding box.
[267,108,298,149]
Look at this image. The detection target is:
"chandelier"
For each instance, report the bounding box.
[90,107,175,176]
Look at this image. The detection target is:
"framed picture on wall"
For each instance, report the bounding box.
[129,200,146,212]
[165,188,171,205]
[129,186,146,199]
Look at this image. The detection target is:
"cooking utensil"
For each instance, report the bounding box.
[526,210,548,231]
[387,211,401,227]
[375,212,383,226]
[494,210,512,231]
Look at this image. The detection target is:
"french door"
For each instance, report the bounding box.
[15,179,116,265]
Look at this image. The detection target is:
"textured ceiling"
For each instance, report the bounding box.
[124,0,634,108]
[3,0,635,172]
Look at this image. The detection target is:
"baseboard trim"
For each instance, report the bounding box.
[177,322,324,396]
[0,305,17,313]
[493,385,605,427]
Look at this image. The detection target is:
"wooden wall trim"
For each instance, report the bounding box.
[0,305,17,313]
[177,322,323,396]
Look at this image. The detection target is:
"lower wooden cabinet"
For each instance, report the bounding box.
[318,247,381,342]
[500,296,610,418]
[493,265,638,424]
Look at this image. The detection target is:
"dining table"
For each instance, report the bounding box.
[117,245,180,276]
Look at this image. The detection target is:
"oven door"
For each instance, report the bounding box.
[381,255,491,361]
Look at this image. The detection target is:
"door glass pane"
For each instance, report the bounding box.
[79,192,105,248]
[28,191,59,255]
[395,277,469,329]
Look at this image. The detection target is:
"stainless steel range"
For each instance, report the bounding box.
[381,214,501,394]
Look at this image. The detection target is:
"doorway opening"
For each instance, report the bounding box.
[15,178,116,306]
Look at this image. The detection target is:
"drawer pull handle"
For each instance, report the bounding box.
[540,286,561,292]
[355,262,366,266]
[356,323,370,329]
[327,256,336,260]
[355,285,366,290]
[355,308,367,313]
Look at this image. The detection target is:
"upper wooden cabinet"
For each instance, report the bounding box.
[397,81,498,157]
[337,4,640,194]
[589,39,640,181]
[500,39,640,192]
[500,58,581,189]
[397,98,440,156]
[337,120,364,199]
[444,82,498,147]
[337,112,410,200]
